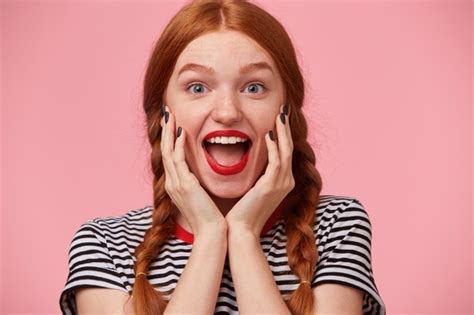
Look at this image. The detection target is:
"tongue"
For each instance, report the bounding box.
[206,143,246,166]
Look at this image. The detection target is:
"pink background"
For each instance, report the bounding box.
[1,0,472,314]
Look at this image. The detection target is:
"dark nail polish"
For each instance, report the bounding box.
[283,103,289,115]
[160,103,165,115]
[279,113,286,125]
[164,112,169,124]
[177,126,182,138]
[269,130,274,141]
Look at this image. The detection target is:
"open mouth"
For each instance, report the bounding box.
[201,133,253,175]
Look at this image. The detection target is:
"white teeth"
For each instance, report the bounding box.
[206,136,248,144]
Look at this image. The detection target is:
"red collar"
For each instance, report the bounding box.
[174,206,285,245]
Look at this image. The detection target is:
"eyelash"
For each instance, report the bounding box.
[186,82,267,94]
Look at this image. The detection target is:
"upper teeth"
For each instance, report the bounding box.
[206,136,248,144]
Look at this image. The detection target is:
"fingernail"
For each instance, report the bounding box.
[279,113,286,125]
[283,103,289,115]
[164,112,169,124]
[177,126,182,138]
[160,103,165,116]
[269,130,274,141]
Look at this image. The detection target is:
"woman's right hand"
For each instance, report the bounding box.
[160,105,226,237]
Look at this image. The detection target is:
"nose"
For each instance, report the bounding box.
[210,94,243,126]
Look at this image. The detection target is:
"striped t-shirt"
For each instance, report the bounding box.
[60,194,386,314]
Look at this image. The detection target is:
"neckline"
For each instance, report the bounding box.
[174,205,285,245]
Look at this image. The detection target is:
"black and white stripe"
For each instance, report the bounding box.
[60,195,386,314]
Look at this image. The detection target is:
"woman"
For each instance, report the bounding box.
[60,0,386,314]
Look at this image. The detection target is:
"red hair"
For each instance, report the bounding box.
[132,1,323,314]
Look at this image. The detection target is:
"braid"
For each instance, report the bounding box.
[283,139,323,314]
[131,109,177,314]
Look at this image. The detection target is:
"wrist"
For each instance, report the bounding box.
[227,223,260,243]
[194,221,228,242]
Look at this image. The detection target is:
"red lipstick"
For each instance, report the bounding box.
[202,130,251,176]
[203,130,249,141]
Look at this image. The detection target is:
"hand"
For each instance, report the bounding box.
[225,104,295,238]
[160,105,226,236]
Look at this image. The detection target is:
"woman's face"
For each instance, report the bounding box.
[164,30,285,199]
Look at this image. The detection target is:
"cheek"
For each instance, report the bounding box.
[183,142,200,175]
[259,106,279,128]
[169,110,198,148]
[183,134,199,157]
[173,112,201,138]
[255,119,276,142]
[253,134,270,167]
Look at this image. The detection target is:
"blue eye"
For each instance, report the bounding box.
[187,83,208,94]
[187,82,266,94]
[245,83,266,94]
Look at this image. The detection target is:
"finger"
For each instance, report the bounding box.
[275,105,293,170]
[161,106,179,185]
[282,103,293,148]
[173,127,195,183]
[160,114,174,193]
[262,129,280,184]
[159,109,174,190]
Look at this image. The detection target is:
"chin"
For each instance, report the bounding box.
[204,182,250,199]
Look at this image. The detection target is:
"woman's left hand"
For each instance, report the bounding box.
[225,104,295,238]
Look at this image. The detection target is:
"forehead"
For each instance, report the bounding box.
[175,30,277,69]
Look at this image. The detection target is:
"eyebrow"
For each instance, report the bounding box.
[177,61,274,76]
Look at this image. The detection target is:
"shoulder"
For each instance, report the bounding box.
[263,195,371,241]
[67,205,154,274]
[316,195,372,231]
[317,194,369,215]
[72,205,154,242]
[60,205,154,314]
[312,195,386,314]
[314,195,373,251]
[83,205,153,230]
